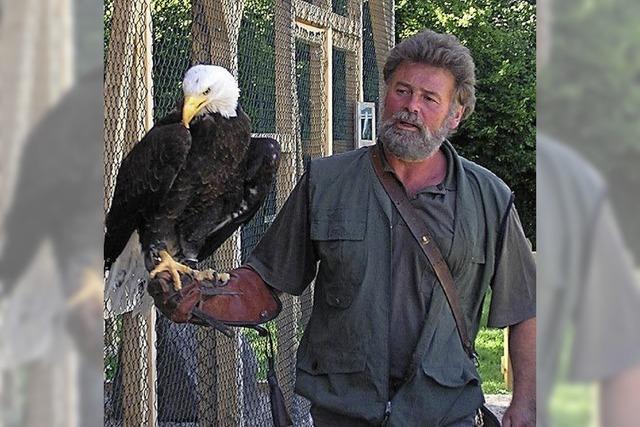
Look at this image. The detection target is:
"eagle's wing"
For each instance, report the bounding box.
[196,137,281,260]
[104,114,191,269]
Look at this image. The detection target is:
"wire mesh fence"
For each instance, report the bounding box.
[103,0,393,425]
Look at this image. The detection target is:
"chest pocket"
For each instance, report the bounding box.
[311,209,367,309]
[421,322,481,388]
[301,211,368,374]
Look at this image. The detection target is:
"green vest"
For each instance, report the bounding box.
[297,142,513,426]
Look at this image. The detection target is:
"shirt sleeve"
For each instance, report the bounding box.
[245,172,318,296]
[487,204,537,328]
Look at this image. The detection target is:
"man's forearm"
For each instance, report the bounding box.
[509,317,537,408]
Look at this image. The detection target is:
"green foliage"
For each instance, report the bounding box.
[103,0,192,119]
[243,321,279,381]
[103,0,113,59]
[477,291,509,394]
[104,351,120,382]
[104,316,123,382]
[151,0,192,119]
[238,0,277,133]
[476,328,509,394]
[396,0,536,243]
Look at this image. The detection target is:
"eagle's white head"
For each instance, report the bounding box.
[181,64,240,127]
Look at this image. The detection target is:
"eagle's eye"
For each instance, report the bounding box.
[203,88,211,96]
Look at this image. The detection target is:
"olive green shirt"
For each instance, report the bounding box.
[381,145,535,386]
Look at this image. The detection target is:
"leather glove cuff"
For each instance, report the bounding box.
[148,266,281,328]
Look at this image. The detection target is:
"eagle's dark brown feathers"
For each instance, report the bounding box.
[104,102,279,273]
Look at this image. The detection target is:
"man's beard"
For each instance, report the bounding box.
[379,110,451,162]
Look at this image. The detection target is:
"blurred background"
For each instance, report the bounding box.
[0,0,103,425]
[538,0,640,426]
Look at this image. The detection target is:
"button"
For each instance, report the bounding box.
[334,297,341,305]
[421,236,430,244]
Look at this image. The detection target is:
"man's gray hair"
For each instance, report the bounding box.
[383,29,476,120]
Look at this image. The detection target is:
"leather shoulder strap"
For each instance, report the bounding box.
[369,145,477,362]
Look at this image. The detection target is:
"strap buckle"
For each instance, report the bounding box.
[472,351,480,368]
[474,407,484,427]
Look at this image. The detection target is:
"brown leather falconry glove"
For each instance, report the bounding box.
[147,266,281,336]
[149,267,292,426]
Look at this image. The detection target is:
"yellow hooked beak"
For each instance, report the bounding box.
[182,94,209,128]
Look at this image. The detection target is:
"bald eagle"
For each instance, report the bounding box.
[104,65,280,315]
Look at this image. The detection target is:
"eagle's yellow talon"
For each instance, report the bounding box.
[193,269,229,283]
[149,250,193,291]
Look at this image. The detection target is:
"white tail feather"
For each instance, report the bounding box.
[104,232,153,317]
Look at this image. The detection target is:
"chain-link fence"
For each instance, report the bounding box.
[103,0,393,425]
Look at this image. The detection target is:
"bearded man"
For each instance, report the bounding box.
[154,29,536,427]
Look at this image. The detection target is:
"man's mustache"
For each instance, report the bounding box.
[391,111,426,132]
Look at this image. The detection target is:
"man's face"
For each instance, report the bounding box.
[380,62,463,161]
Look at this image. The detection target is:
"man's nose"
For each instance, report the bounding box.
[405,94,421,114]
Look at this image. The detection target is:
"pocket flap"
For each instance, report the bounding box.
[298,350,366,375]
[311,209,366,241]
[325,287,354,308]
[421,362,480,388]
[470,247,486,264]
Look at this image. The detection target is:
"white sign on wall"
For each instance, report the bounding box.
[355,102,376,148]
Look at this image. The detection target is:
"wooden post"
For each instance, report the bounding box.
[104,0,155,423]
[356,0,365,103]
[191,0,246,75]
[215,331,244,427]
[344,49,360,149]
[190,2,248,424]
[195,325,218,425]
[274,0,300,413]
[501,327,514,390]
[368,0,395,103]
[308,38,328,160]
[121,313,150,425]
[324,27,333,156]
[103,0,154,207]
[145,311,157,426]
[275,0,300,190]
[210,233,244,427]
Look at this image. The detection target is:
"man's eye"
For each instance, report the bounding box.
[396,88,408,95]
[423,95,436,103]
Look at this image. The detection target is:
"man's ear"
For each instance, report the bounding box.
[449,104,464,130]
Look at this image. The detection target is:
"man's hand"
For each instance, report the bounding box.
[147,266,281,332]
[503,317,536,427]
[502,397,535,427]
